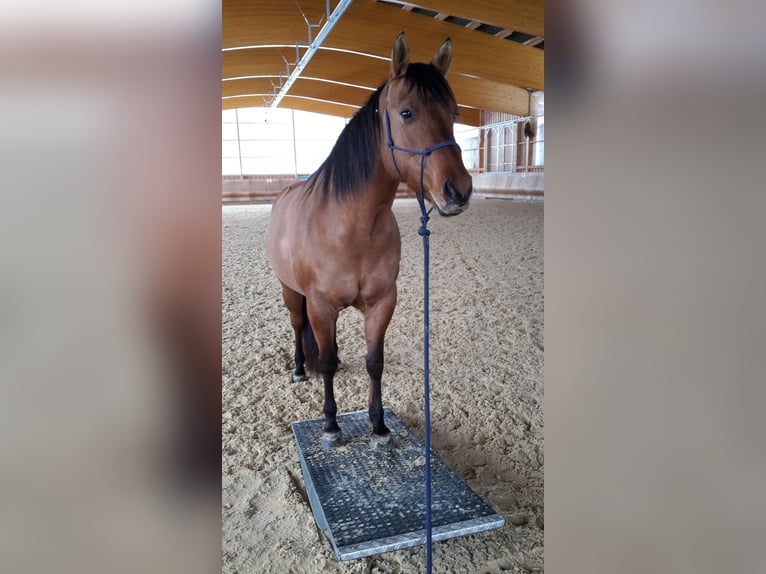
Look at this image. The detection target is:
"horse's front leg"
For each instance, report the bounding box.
[363,290,397,449]
[306,299,342,447]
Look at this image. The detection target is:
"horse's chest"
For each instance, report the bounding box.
[313,243,399,307]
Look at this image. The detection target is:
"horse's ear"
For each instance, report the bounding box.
[430,37,452,76]
[390,32,409,78]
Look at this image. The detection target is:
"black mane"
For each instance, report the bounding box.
[304,62,456,201]
[304,85,382,201]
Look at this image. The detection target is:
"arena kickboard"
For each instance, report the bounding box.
[291,407,505,561]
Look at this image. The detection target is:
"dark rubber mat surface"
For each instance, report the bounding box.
[291,408,505,560]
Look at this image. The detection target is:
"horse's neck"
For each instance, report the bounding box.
[358,165,399,214]
[327,169,398,242]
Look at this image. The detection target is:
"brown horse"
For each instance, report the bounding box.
[267,33,472,448]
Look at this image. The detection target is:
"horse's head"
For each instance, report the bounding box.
[381,33,473,216]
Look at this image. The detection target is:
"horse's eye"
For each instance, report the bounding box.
[400,110,414,121]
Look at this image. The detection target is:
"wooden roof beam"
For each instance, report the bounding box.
[324,1,544,90]
[412,0,544,38]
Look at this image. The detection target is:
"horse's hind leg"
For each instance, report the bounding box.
[363,290,396,449]
[305,299,342,446]
[281,283,308,383]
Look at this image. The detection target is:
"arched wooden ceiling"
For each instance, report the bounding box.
[222,0,544,126]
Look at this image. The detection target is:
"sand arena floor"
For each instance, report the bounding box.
[223,197,543,573]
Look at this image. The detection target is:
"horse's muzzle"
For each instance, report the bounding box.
[437,177,472,216]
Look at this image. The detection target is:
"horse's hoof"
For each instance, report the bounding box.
[370,433,393,451]
[292,372,307,383]
[322,431,343,449]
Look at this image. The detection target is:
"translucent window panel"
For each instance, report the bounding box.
[239,139,293,159]
[222,158,241,175]
[294,139,334,162]
[454,124,479,170]
[237,107,292,124]
[221,140,240,158]
[295,154,329,175]
[461,136,479,170]
[241,156,295,175]
[222,122,239,140]
[222,109,237,122]
[237,121,293,141]
[453,123,475,137]
[293,109,345,140]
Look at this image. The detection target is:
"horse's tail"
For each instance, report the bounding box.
[301,297,320,373]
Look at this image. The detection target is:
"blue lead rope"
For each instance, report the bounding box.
[384,107,460,574]
[417,195,435,574]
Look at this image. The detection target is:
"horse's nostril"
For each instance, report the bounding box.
[461,182,473,205]
[443,178,471,207]
[442,178,457,203]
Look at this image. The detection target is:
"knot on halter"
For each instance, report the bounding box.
[418,211,431,237]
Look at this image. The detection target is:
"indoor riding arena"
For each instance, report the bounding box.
[222,2,544,572]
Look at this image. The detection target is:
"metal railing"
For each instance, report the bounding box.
[478,116,544,174]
